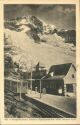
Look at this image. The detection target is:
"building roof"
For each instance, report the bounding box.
[49,63,72,76]
[47,75,65,80]
[43,75,65,80]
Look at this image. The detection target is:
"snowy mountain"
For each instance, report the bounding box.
[4,16,76,74]
[5,16,76,44]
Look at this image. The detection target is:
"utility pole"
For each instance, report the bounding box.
[40,76,45,99]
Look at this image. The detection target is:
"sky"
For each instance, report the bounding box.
[4,4,76,30]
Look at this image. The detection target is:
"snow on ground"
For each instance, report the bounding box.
[18,25,30,32]
[4,28,76,70]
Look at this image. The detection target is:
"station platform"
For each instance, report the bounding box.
[25,90,76,117]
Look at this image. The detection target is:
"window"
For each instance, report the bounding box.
[50,84,52,88]
[72,74,75,78]
[46,83,49,88]
[50,72,54,77]
[66,84,73,92]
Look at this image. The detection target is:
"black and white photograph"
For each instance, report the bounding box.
[4,4,76,118]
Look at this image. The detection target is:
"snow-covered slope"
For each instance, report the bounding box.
[4,27,76,71]
[4,16,76,72]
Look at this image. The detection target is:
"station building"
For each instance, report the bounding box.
[42,63,76,96]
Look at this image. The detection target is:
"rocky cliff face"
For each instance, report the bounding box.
[4,16,76,76]
[5,16,76,45]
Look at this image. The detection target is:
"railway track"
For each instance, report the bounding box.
[5,89,53,117]
[22,94,76,118]
[5,89,76,118]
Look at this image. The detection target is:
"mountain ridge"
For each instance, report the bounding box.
[4,15,76,72]
[4,15,76,45]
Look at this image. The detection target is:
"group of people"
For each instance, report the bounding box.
[35,87,46,94]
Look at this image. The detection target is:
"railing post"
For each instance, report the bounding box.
[20,81,22,100]
[30,71,32,93]
[27,81,28,93]
[40,79,41,98]
[64,84,66,96]
[17,82,18,93]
